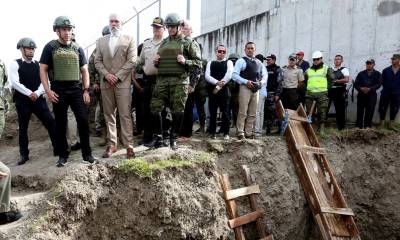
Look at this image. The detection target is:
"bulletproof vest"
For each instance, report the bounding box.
[267,64,280,92]
[333,67,346,88]
[15,59,41,98]
[240,57,261,82]
[210,60,228,81]
[50,40,80,81]
[157,38,186,75]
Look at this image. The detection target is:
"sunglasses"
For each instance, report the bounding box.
[313,58,321,61]
[217,50,226,54]
[289,58,296,61]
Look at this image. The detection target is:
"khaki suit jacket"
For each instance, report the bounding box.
[94,34,136,89]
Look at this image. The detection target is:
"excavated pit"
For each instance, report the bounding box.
[0,117,399,239]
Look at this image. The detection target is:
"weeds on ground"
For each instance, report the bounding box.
[118,152,213,178]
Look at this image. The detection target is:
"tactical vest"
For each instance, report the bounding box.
[307,64,328,93]
[332,67,346,89]
[50,40,80,81]
[157,38,187,75]
[240,57,261,82]
[210,60,228,81]
[14,60,41,100]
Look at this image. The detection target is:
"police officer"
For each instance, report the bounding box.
[40,16,96,167]
[264,54,282,134]
[305,51,335,133]
[329,54,350,130]
[134,17,165,146]
[0,59,8,138]
[88,26,110,142]
[9,38,57,165]
[150,13,201,149]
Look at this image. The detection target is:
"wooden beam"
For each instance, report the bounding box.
[296,145,326,155]
[224,185,260,200]
[259,235,274,240]
[228,208,265,229]
[320,207,355,216]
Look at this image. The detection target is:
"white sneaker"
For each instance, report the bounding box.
[223,135,230,140]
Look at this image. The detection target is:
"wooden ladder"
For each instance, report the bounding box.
[219,165,274,240]
[277,100,361,240]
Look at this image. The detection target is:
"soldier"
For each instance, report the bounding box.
[40,16,96,167]
[0,162,22,225]
[305,51,335,133]
[149,13,201,150]
[9,38,57,165]
[0,59,8,138]
[88,26,110,144]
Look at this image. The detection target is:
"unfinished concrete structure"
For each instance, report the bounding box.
[196,0,400,122]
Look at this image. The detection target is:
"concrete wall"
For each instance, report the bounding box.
[197,0,400,123]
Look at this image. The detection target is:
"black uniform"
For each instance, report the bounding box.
[328,67,348,130]
[265,63,282,132]
[354,69,382,128]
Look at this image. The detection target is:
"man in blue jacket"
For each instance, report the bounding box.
[378,54,400,130]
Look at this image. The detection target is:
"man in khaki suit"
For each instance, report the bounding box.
[95,13,136,159]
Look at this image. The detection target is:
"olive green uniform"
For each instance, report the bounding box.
[150,35,201,144]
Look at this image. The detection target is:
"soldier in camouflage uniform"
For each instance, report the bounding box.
[88,26,110,140]
[0,59,8,138]
[149,13,202,150]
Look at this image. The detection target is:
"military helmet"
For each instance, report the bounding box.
[53,16,75,31]
[228,53,241,60]
[102,26,110,36]
[17,38,37,49]
[164,13,182,26]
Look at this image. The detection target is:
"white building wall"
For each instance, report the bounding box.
[197,0,400,122]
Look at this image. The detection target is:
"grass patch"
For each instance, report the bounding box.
[29,212,49,234]
[118,152,213,177]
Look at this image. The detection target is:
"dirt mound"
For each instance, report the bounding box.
[0,129,399,240]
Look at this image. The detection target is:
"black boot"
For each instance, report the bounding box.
[17,155,29,166]
[146,134,163,148]
[0,210,23,225]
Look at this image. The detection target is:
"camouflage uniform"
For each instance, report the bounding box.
[88,48,105,132]
[150,34,201,147]
[0,60,8,138]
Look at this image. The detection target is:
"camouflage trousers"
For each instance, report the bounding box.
[305,92,329,126]
[151,82,189,113]
[0,110,4,138]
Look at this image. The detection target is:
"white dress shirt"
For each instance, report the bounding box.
[109,31,121,56]
[9,59,45,97]
[205,59,234,85]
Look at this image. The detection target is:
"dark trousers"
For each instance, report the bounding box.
[264,93,277,130]
[142,76,156,143]
[379,92,400,121]
[281,88,298,110]
[15,96,57,157]
[133,78,145,134]
[208,86,230,135]
[194,89,206,128]
[329,88,346,130]
[52,84,91,158]
[180,92,195,137]
[356,92,377,128]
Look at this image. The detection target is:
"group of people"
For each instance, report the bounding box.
[0,12,398,170]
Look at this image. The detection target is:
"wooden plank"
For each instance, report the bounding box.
[224,185,260,200]
[296,145,326,154]
[289,115,310,123]
[321,207,355,216]
[241,165,269,238]
[219,174,246,240]
[228,209,265,229]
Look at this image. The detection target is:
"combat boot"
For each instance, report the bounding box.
[146,135,163,149]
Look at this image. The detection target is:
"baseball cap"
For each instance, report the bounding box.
[151,17,164,27]
[266,54,276,60]
[289,53,297,60]
[296,51,305,56]
[391,54,400,60]
[255,54,266,61]
[366,59,375,64]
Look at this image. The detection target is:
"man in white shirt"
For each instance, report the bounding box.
[10,38,57,165]
[329,54,350,130]
[205,45,233,140]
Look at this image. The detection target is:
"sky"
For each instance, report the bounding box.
[0,0,201,68]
